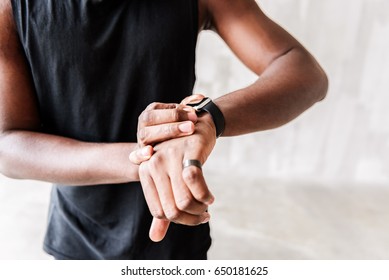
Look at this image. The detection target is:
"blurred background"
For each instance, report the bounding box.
[1,0,389,259]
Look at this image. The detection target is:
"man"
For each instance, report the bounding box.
[0,0,328,259]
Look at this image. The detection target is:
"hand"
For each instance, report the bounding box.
[129,94,214,242]
[129,102,198,164]
[139,112,217,242]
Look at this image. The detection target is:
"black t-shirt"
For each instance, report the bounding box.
[11,0,211,259]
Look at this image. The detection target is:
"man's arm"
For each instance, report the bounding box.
[0,0,139,185]
[202,0,328,135]
[0,0,194,185]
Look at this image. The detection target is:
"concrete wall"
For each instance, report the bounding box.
[1,0,389,259]
[196,0,389,186]
[196,0,389,259]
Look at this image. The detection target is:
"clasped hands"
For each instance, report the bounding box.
[129,94,217,242]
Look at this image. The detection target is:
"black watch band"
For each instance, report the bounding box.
[187,97,225,138]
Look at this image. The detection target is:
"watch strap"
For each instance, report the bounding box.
[189,97,225,138]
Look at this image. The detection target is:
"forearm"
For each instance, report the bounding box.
[0,130,139,185]
[216,46,328,136]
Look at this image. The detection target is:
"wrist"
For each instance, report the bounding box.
[198,112,217,138]
[195,113,217,161]
[107,142,141,182]
[187,97,225,138]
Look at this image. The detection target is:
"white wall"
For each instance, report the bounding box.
[196,0,389,186]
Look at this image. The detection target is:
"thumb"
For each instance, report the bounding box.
[149,218,170,242]
[180,94,206,105]
[129,145,154,165]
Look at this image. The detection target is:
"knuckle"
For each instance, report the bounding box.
[176,196,193,211]
[148,154,162,168]
[138,111,144,121]
[140,110,153,125]
[137,128,148,144]
[171,109,181,122]
[150,208,165,220]
[196,190,209,202]
[183,167,200,184]
[164,207,181,221]
[146,102,159,110]
[138,162,148,176]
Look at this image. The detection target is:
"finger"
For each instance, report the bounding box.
[182,163,215,205]
[139,163,165,220]
[170,163,208,215]
[145,102,178,111]
[129,145,154,165]
[137,121,195,146]
[139,107,197,128]
[180,94,206,105]
[149,156,209,225]
[149,218,170,242]
[149,167,180,222]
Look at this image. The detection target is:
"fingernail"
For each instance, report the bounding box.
[183,106,194,113]
[178,122,194,133]
[141,146,152,157]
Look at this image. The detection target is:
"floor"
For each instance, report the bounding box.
[1,174,389,260]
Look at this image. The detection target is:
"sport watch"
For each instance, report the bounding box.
[187,97,225,138]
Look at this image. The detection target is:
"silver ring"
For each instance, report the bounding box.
[182,159,202,170]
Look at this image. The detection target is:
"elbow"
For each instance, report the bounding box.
[306,50,329,103]
[293,46,329,103]
[0,137,9,178]
[315,65,329,102]
[299,56,329,105]
[0,163,18,180]
[0,132,20,180]
[0,156,20,180]
[0,133,6,175]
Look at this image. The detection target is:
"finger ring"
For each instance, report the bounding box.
[182,159,202,170]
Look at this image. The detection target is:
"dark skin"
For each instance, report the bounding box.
[0,0,328,242]
[131,0,328,241]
